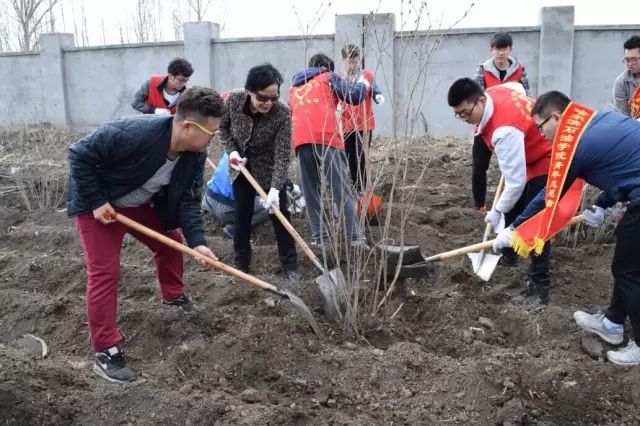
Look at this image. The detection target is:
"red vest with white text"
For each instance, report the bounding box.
[481,85,551,181]
[289,72,342,151]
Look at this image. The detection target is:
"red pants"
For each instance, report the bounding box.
[75,204,184,352]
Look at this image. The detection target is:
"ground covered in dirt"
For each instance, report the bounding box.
[1,132,640,425]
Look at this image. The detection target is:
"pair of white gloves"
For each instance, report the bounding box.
[154,108,171,115]
[228,151,280,213]
[490,205,607,252]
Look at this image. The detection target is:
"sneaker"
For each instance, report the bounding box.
[222,225,234,239]
[573,311,624,345]
[287,270,302,283]
[163,293,194,313]
[94,346,137,383]
[606,340,640,366]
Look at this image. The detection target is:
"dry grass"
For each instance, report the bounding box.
[0,124,78,211]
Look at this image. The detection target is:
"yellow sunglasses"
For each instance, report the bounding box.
[184,120,218,137]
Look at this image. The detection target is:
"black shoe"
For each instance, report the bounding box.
[94,346,137,383]
[499,254,520,267]
[287,269,302,283]
[163,293,194,312]
[511,285,549,306]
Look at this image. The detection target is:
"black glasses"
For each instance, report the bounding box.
[454,100,478,120]
[254,92,280,103]
[536,115,553,132]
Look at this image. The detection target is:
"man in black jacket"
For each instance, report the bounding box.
[68,87,223,383]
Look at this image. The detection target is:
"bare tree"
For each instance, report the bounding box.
[132,0,155,43]
[185,0,212,21]
[172,4,184,40]
[8,0,59,51]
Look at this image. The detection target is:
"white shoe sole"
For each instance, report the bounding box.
[606,353,640,366]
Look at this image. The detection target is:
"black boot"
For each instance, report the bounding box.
[511,282,549,306]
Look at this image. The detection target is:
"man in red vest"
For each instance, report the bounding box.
[131,57,193,115]
[613,35,640,120]
[448,77,552,305]
[289,53,369,248]
[339,44,384,193]
[471,32,531,221]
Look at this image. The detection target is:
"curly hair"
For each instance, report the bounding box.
[167,57,194,77]
[244,63,284,92]
[175,86,224,122]
[308,53,334,71]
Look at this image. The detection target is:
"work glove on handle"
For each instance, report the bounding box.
[485,208,503,230]
[260,187,280,213]
[493,226,514,253]
[228,151,247,171]
[583,205,606,228]
[374,94,385,105]
[154,108,171,115]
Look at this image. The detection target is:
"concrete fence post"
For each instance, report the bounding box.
[537,6,575,96]
[39,33,74,126]
[183,22,219,88]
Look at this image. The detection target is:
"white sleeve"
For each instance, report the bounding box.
[492,126,527,213]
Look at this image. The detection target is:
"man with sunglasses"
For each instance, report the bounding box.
[447,77,552,305]
[131,57,193,115]
[493,90,640,365]
[69,87,223,383]
[613,35,640,120]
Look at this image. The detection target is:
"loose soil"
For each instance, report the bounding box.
[1,134,639,425]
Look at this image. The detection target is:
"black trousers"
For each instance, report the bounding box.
[606,205,640,342]
[232,174,297,272]
[472,134,492,209]
[504,175,551,289]
[344,130,372,193]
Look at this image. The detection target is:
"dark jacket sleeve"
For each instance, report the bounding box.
[177,154,207,248]
[471,135,492,208]
[328,73,367,105]
[519,67,531,96]
[68,126,120,211]
[473,65,486,90]
[131,80,153,114]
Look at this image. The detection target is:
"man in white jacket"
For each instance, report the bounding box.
[448,78,553,305]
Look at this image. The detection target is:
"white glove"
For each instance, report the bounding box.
[374,94,385,105]
[260,187,280,213]
[485,209,503,230]
[228,151,247,171]
[356,75,371,88]
[493,226,514,253]
[583,205,606,228]
[289,184,302,199]
[154,108,171,115]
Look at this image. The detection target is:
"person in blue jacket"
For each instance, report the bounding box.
[493,90,640,366]
[201,153,270,238]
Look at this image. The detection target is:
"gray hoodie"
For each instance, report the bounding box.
[474,56,531,96]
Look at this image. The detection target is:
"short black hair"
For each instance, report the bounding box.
[308,53,334,72]
[447,78,484,107]
[490,32,513,49]
[244,63,284,92]
[531,91,571,118]
[341,44,360,59]
[624,35,640,50]
[175,86,224,122]
[167,57,194,77]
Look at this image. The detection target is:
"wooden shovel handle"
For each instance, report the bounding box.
[113,212,280,294]
[482,175,506,240]
[237,167,325,272]
[426,214,585,263]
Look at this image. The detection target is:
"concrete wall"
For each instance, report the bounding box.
[0,7,638,138]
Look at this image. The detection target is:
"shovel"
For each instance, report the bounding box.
[467,175,505,281]
[111,211,322,336]
[398,214,586,276]
[237,166,347,324]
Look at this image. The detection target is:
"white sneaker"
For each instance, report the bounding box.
[573,311,623,345]
[607,341,640,366]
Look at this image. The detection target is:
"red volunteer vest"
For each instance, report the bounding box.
[480,85,551,181]
[146,75,178,114]
[483,64,525,89]
[290,72,342,151]
[629,85,640,120]
[341,70,375,134]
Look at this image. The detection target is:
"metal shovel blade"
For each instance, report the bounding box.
[315,267,348,323]
[467,250,502,282]
[279,288,323,337]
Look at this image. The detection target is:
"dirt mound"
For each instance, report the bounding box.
[1,136,638,425]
